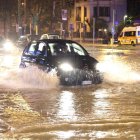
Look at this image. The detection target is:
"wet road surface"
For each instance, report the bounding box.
[0,46,140,139]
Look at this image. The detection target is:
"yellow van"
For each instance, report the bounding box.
[118,26,140,46]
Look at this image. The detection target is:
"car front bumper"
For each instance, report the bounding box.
[58,69,103,86]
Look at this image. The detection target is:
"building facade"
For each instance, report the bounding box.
[69,0,127,37]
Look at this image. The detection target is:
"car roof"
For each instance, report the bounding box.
[36,39,88,52]
[38,39,79,44]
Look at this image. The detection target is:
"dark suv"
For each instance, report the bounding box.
[19,39,103,85]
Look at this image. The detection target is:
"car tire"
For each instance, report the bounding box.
[92,71,103,84]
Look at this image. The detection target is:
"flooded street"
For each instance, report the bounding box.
[0,46,140,139]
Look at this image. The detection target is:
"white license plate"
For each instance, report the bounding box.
[65,78,69,81]
[82,80,92,85]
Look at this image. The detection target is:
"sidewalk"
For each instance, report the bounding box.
[69,38,140,50]
[68,37,117,47]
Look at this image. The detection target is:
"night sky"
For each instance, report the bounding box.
[127,0,140,17]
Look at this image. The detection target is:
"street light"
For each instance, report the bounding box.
[23,0,26,34]
[93,17,95,44]
[124,15,127,25]
[111,9,115,45]
[104,29,107,33]
[18,0,26,37]
[18,0,22,37]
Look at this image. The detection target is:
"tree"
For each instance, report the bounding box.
[0,0,17,38]
[0,0,69,36]
[25,0,65,34]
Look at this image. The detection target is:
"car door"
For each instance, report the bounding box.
[22,41,48,66]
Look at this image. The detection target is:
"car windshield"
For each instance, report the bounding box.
[48,42,87,56]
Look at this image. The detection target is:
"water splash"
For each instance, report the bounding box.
[0,66,59,89]
[97,57,140,83]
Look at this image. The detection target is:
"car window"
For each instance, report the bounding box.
[48,43,70,55]
[27,42,37,55]
[26,41,47,56]
[38,43,44,51]
[36,42,47,56]
[71,43,85,56]
[48,43,56,55]
[124,31,136,37]
[48,42,86,56]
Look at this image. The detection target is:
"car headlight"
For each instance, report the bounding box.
[3,40,14,51]
[96,62,105,72]
[59,63,73,72]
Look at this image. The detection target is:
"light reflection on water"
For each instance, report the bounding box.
[52,131,75,139]
[57,91,77,121]
[1,83,140,139]
[92,89,115,119]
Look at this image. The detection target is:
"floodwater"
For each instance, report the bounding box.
[0,46,140,140]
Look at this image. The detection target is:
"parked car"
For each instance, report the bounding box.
[17,34,31,47]
[19,39,103,85]
[118,26,140,46]
[40,33,61,40]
